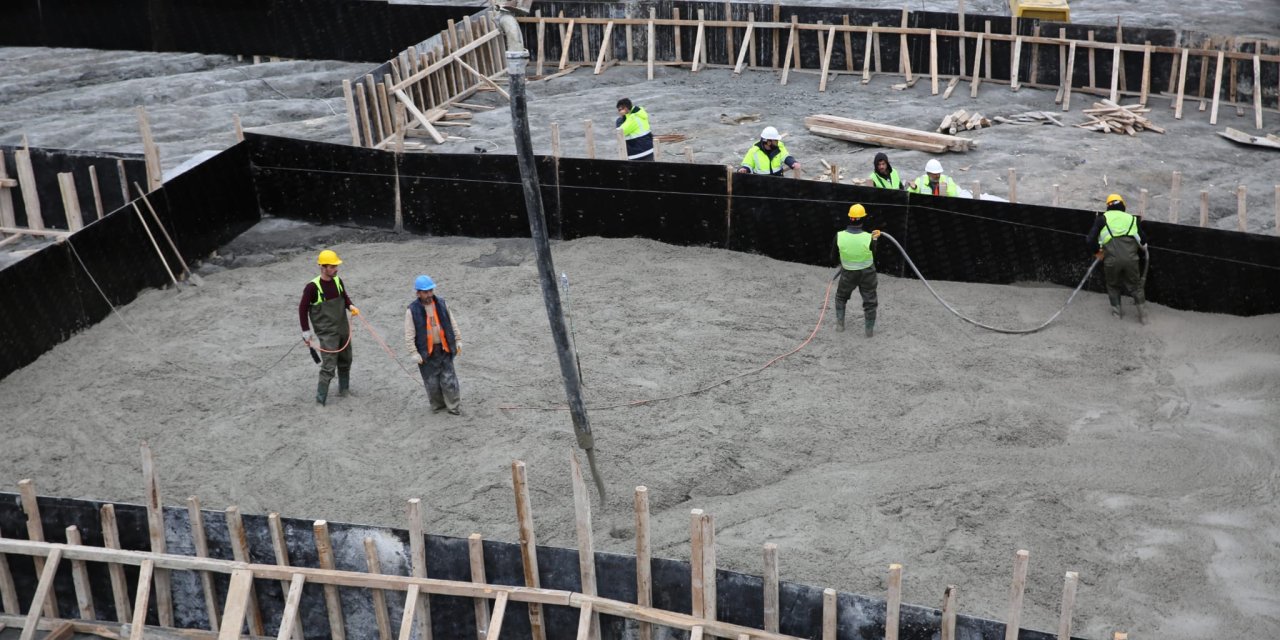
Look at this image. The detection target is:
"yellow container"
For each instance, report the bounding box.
[1009,0,1070,22]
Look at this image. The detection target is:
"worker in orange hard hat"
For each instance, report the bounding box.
[832,204,882,337]
[1085,194,1149,323]
[299,249,360,405]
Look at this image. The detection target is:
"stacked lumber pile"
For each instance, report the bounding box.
[806,114,976,153]
[992,111,1065,127]
[1075,100,1166,136]
[937,109,991,133]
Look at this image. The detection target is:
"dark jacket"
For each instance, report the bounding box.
[409,295,457,358]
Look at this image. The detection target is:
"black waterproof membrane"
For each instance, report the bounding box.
[0,146,148,231]
[0,493,1082,640]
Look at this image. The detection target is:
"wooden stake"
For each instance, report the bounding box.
[0,530,19,615]
[781,22,797,85]
[821,588,837,640]
[1116,18,1127,90]
[634,488,652,640]
[1053,184,1060,207]
[129,560,153,640]
[581,23,592,69]
[1275,185,1279,237]
[724,2,734,63]
[276,574,306,640]
[1056,572,1077,640]
[870,21,879,73]
[1063,41,1078,111]
[18,548,61,640]
[940,586,957,640]
[468,535,490,640]
[1010,36,1022,90]
[734,15,755,74]
[19,480,57,617]
[673,8,682,63]
[361,539,393,640]
[1055,29,1067,104]
[13,150,43,230]
[1109,45,1122,103]
[969,33,984,97]
[225,507,264,635]
[0,153,15,229]
[1170,172,1182,223]
[626,22,633,62]
[1003,550,1029,640]
[218,570,255,640]
[512,461,546,640]
[1007,168,1017,203]
[313,521,345,640]
[570,451,600,640]
[1140,43,1152,105]
[136,107,162,191]
[584,119,596,159]
[1200,190,1209,227]
[574,602,593,640]
[486,592,509,640]
[1237,185,1247,231]
[57,173,83,231]
[1174,48,1189,119]
[690,510,704,619]
[861,25,874,84]
[397,585,419,640]
[551,123,562,157]
[1139,188,1149,218]
[973,181,981,199]
[771,2,779,68]
[408,499,431,640]
[886,564,902,640]
[266,514,301,640]
[900,9,913,83]
[983,21,992,80]
[700,513,716,622]
[1029,25,1039,84]
[559,18,576,70]
[594,22,615,74]
[1087,31,1096,88]
[647,11,656,80]
[930,29,939,95]
[1210,51,1225,124]
[139,443,174,627]
[763,544,779,633]
[341,81,361,146]
[355,85,374,148]
[88,166,104,220]
[819,26,837,91]
[100,505,132,623]
[842,16,853,72]
[792,16,802,70]
[1253,54,1263,129]
[689,13,705,71]
[64,527,96,621]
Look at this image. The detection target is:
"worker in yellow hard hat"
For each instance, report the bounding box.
[832,204,882,337]
[1085,194,1149,323]
[299,249,360,405]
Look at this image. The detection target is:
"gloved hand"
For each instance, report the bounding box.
[348,306,360,316]
[872,230,882,239]
[412,352,424,365]
[1094,249,1105,260]
[453,343,461,358]
[302,330,314,345]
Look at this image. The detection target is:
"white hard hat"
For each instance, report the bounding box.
[925,159,944,174]
[760,126,781,141]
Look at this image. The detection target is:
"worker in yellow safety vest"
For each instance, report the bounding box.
[299,249,360,405]
[909,159,959,196]
[869,152,905,190]
[1085,193,1149,323]
[615,98,654,161]
[832,204,882,337]
[737,127,800,176]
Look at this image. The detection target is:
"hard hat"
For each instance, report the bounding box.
[414,275,436,291]
[925,159,943,174]
[317,249,342,266]
[848,204,866,219]
[760,126,781,141]
[1105,193,1125,208]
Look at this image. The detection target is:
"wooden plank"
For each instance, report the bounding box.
[364,75,384,143]
[983,21,991,80]
[407,499,431,640]
[634,488,652,640]
[792,16,802,70]
[342,80,361,146]
[217,570,254,640]
[1063,41,1078,111]
[819,26,837,91]
[1200,190,1209,226]
[355,84,374,148]
[1109,45,1122,103]
[135,107,162,191]
[584,119,596,159]
[377,79,396,144]
[275,575,305,640]
[313,521,345,640]
[1087,31,1097,88]
[957,2,966,79]
[1007,168,1017,203]
[533,11,545,76]
[1055,28,1067,104]
[570,452,600,640]
[1116,19,1128,90]
[1010,36,1022,90]
[225,507,264,636]
[1055,572,1077,640]
[1170,171,1182,223]
[57,173,83,232]
[559,19,577,70]
[87,166,104,220]
[396,585,419,640]
[699,513,716,621]
[594,22,615,74]
[821,589,836,640]
[128,560,153,640]
[13,150,42,231]
[770,2,779,68]
[18,548,61,640]
[511,461,546,640]
[1254,54,1264,129]
[1140,43,1152,105]
[861,25,873,83]
[943,76,959,99]
[763,544,778,633]
[484,592,508,640]
[0,153,16,229]
[625,22,633,62]
[871,21,880,73]
[734,17,755,74]
[581,22,592,69]
[1003,550,1030,640]
[468,535,490,640]
[1139,189,1149,217]
[691,11,706,73]
[574,603,593,640]
[647,11,655,80]
[454,58,510,100]
[899,9,912,82]
[0,530,19,615]
[842,16,853,72]
[673,8,682,63]
[940,586,957,640]
[1275,185,1279,237]
[268,514,301,640]
[1237,185,1248,231]
[724,2,734,63]
[1210,51,1225,124]
[64,527,96,621]
[885,564,902,640]
[99,505,133,624]
[1174,48,1190,119]
[1029,25,1039,84]
[18,480,57,617]
[969,32,984,97]
[362,539,393,640]
[184,499,218,632]
[551,123,561,157]
[929,29,939,94]
[394,90,446,144]
[689,510,704,619]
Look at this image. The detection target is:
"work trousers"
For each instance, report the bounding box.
[418,349,460,412]
[836,266,878,316]
[1102,237,1146,305]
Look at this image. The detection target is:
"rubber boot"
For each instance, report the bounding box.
[1135,303,1148,325]
[338,369,351,397]
[1109,294,1123,319]
[835,307,846,332]
[316,380,329,406]
[864,311,876,338]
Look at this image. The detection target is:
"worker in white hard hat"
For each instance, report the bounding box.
[737,126,800,176]
[909,158,959,196]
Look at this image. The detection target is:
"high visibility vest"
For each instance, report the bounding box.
[618,107,654,159]
[310,276,344,305]
[410,296,455,356]
[910,174,959,197]
[741,142,790,175]
[1098,208,1141,246]
[837,230,874,270]
[869,169,901,189]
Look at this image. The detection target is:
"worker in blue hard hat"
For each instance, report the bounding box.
[403,274,463,415]
[832,204,882,337]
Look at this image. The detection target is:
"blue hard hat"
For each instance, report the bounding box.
[414,275,436,291]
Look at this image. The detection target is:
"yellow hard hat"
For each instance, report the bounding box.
[848,203,866,219]
[1105,193,1125,208]
[317,249,342,266]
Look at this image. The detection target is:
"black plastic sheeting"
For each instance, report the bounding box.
[0,143,259,381]
[0,146,148,231]
[0,493,1082,640]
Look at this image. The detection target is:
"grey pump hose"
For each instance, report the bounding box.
[878,232,1101,335]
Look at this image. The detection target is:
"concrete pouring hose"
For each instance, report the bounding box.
[354,313,422,384]
[878,231,1101,335]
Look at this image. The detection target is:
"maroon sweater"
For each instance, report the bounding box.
[298,278,354,331]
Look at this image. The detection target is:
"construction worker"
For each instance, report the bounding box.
[737,126,800,175]
[615,98,654,161]
[300,249,359,405]
[404,275,463,415]
[909,159,959,196]
[869,152,905,189]
[1086,194,1149,323]
[832,204,881,338]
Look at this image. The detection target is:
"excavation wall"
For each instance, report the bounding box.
[0,493,1079,640]
[0,146,147,232]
